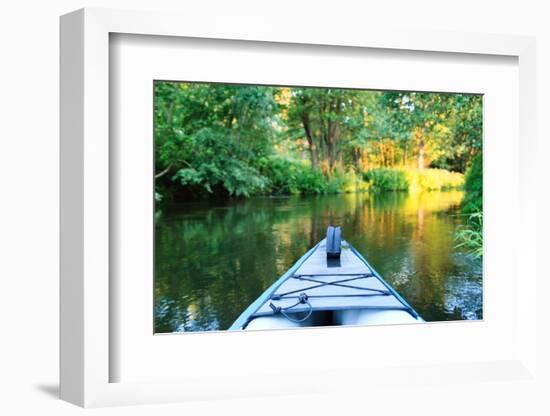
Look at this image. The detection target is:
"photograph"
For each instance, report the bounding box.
[153,81,483,333]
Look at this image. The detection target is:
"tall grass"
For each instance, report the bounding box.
[364,167,464,192]
[405,168,464,192]
[454,212,483,258]
[455,153,482,258]
[363,168,408,191]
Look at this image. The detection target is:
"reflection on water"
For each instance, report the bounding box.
[155,191,482,332]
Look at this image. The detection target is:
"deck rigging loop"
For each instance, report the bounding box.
[269,293,313,323]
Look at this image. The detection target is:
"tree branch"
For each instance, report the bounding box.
[155,163,173,179]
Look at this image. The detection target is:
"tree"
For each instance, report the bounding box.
[154,82,279,198]
[379,92,456,169]
[154,82,483,201]
[286,89,319,170]
[447,95,483,172]
[288,88,364,173]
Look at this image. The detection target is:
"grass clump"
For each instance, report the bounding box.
[364,167,463,192]
[405,168,464,193]
[455,212,483,258]
[363,168,409,192]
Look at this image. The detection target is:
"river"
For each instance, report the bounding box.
[155,191,482,332]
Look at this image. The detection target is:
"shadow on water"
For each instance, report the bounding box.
[155,190,482,332]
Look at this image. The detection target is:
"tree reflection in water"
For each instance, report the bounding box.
[155,191,482,332]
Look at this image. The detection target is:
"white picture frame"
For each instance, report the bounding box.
[60,7,538,407]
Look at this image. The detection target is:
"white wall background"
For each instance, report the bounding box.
[0,0,548,414]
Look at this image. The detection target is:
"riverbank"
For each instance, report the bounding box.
[157,158,465,203]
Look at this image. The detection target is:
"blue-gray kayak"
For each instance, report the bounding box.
[229,229,423,330]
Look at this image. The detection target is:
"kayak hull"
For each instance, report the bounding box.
[229,238,423,330]
[333,309,420,326]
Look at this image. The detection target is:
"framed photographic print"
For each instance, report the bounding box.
[152,80,482,334]
[60,8,538,407]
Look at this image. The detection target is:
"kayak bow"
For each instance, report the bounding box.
[229,227,423,330]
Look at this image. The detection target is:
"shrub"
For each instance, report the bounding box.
[170,128,270,198]
[340,170,370,194]
[364,167,464,193]
[258,156,329,195]
[462,154,482,214]
[405,168,464,193]
[258,156,370,196]
[294,167,328,195]
[257,156,300,194]
[363,168,409,192]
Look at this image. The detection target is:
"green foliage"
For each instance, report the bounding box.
[154,81,482,201]
[258,156,335,195]
[155,82,278,199]
[436,95,483,172]
[364,168,409,192]
[455,152,483,258]
[170,128,269,197]
[287,87,367,171]
[258,156,302,195]
[340,170,370,193]
[364,168,464,192]
[462,153,482,213]
[293,166,331,195]
[405,168,464,192]
[455,212,483,258]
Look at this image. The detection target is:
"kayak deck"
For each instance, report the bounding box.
[229,239,422,330]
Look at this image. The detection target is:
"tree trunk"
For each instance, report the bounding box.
[361,148,369,171]
[327,138,338,171]
[301,113,318,170]
[354,147,361,171]
[414,128,426,170]
[417,138,425,170]
[324,97,341,172]
[155,163,173,179]
[310,140,318,170]
[326,120,334,171]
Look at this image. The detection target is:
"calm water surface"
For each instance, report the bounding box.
[155,191,482,332]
